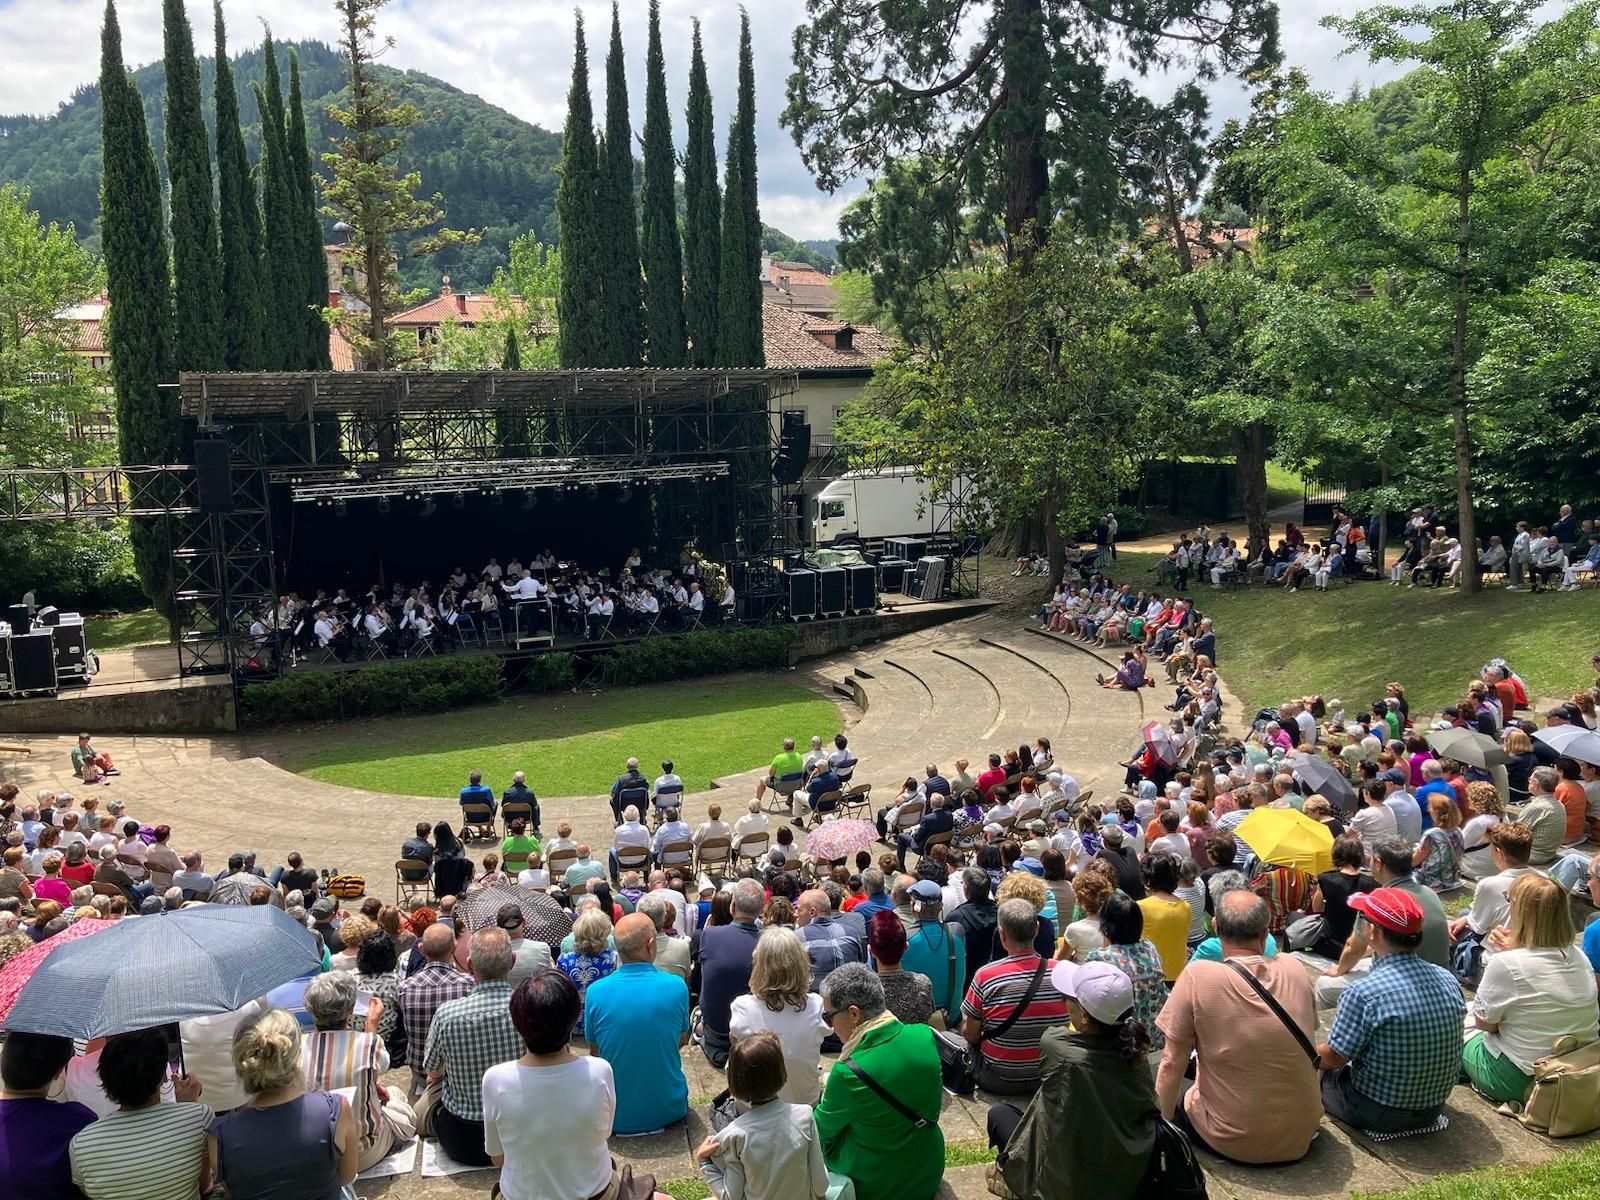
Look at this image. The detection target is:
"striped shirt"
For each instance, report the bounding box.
[422,980,521,1121]
[961,953,1068,1089]
[70,1101,214,1200]
[299,1029,388,1148]
[398,960,473,1072]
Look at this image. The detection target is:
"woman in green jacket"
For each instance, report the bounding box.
[814,963,945,1200]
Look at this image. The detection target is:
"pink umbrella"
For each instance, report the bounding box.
[1141,721,1177,766]
[0,918,113,1027]
[804,819,879,863]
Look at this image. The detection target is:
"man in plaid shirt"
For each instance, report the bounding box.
[1316,887,1465,1134]
[421,927,522,1167]
[398,922,472,1099]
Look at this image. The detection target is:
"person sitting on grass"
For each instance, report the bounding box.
[696,1030,830,1200]
[1098,650,1147,690]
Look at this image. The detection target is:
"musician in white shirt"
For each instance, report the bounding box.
[313,610,336,647]
[586,593,614,637]
[687,582,705,617]
[502,570,546,600]
[720,583,736,618]
[482,557,503,580]
[362,606,394,649]
[449,567,467,588]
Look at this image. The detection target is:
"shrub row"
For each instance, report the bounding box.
[593,625,794,688]
[239,655,505,725]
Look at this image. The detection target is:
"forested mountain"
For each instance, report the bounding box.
[0,40,561,292]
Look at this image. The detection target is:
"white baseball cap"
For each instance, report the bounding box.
[1050,960,1135,1026]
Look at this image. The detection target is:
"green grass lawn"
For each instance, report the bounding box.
[1265,461,1306,512]
[279,676,842,798]
[1102,551,1597,716]
[86,608,169,651]
[1358,1141,1600,1199]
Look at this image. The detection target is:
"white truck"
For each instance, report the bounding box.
[810,466,970,547]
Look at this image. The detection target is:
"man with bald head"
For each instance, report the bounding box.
[582,912,690,1133]
[397,921,470,1099]
[797,887,865,992]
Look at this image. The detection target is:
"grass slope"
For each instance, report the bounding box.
[87,609,169,651]
[282,677,841,799]
[1357,1141,1600,1199]
[1100,552,1597,716]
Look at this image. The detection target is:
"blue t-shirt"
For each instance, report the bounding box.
[583,962,690,1134]
[1188,936,1279,965]
[1583,918,1600,974]
[1415,779,1454,831]
[459,783,495,808]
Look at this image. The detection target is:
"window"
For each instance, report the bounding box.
[819,499,847,520]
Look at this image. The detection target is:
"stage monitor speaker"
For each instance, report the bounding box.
[9,632,56,693]
[782,568,816,620]
[816,567,847,617]
[845,563,877,613]
[885,536,927,563]
[773,411,811,485]
[878,558,911,594]
[6,605,28,636]
[36,605,59,626]
[194,438,234,514]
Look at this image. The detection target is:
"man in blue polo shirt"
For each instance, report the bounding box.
[459,769,495,827]
[583,912,690,1134]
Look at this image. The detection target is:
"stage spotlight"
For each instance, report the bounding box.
[451,493,466,510]
[419,499,438,519]
[377,497,391,514]
[490,490,504,506]
[333,499,348,518]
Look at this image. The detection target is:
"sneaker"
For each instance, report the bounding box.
[1503,585,1520,590]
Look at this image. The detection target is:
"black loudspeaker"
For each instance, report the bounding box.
[817,567,847,617]
[194,438,234,514]
[36,605,60,627]
[9,632,57,693]
[878,558,911,594]
[885,536,927,562]
[5,605,28,636]
[773,411,811,485]
[783,569,816,620]
[846,564,877,613]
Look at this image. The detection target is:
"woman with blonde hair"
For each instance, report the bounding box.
[205,1007,359,1198]
[1413,795,1464,891]
[1062,863,1113,959]
[556,908,617,1028]
[762,895,796,927]
[1465,875,1599,1101]
[1503,729,1537,798]
[728,925,829,1105]
[328,914,375,972]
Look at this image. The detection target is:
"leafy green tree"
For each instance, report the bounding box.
[556,12,604,368]
[254,31,297,369]
[211,2,265,370]
[640,0,686,367]
[716,9,762,367]
[322,0,478,370]
[160,0,223,369]
[287,51,332,370]
[100,0,177,609]
[682,19,720,367]
[598,3,642,367]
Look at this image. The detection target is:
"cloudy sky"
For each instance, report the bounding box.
[0,1,1549,239]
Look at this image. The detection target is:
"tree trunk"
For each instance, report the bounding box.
[1043,495,1065,584]
[1452,163,1479,595]
[999,0,1048,260]
[1235,421,1270,558]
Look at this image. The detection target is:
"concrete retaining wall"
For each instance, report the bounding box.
[787,601,994,666]
[0,681,236,735]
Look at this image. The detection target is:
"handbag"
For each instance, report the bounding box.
[327,873,366,899]
[707,1088,740,1133]
[941,959,1048,1095]
[1285,913,1324,952]
[1138,1117,1209,1199]
[1507,1035,1600,1137]
[1450,928,1486,984]
[1222,959,1318,1065]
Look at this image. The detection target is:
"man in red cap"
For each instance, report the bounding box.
[1315,886,1465,1135]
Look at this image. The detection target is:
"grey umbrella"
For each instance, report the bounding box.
[3,905,322,1040]
[1427,727,1510,770]
[1535,726,1600,767]
[206,872,285,908]
[455,887,573,949]
[1286,750,1356,810]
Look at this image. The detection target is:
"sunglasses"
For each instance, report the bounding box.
[821,1006,845,1023]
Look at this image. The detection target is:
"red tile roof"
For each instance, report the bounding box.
[328,325,356,372]
[75,320,105,353]
[761,303,894,372]
[389,289,524,327]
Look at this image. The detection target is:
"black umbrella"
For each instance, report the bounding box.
[1286,750,1356,810]
[455,887,572,949]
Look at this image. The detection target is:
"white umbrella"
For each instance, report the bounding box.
[1535,726,1600,767]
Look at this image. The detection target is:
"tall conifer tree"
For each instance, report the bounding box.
[556,13,604,368]
[682,20,720,368]
[212,1,265,369]
[100,0,176,607]
[254,31,297,369]
[287,51,331,369]
[716,9,763,366]
[640,0,685,366]
[599,3,642,366]
[161,0,223,369]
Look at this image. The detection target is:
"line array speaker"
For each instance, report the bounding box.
[773,411,811,485]
[194,438,234,514]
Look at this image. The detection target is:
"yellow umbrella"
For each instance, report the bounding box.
[1236,807,1335,875]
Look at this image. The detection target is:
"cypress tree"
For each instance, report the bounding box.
[599,2,642,366]
[161,0,223,369]
[682,20,720,368]
[212,1,265,369]
[100,0,176,609]
[640,0,685,367]
[556,12,604,368]
[503,328,521,368]
[254,32,297,370]
[717,9,763,367]
[287,51,331,369]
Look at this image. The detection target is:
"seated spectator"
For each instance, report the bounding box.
[205,1007,359,1198]
[989,961,1158,1200]
[1513,766,1566,864]
[815,964,944,1200]
[500,770,540,833]
[1463,873,1599,1102]
[420,928,520,1166]
[557,909,619,1028]
[1085,894,1168,1056]
[31,855,72,907]
[730,925,829,1105]
[1316,887,1466,1134]
[500,819,540,868]
[563,845,606,894]
[1315,835,1450,1008]
[696,1030,830,1200]
[59,840,97,888]
[350,930,404,1056]
[869,910,934,1025]
[796,888,865,993]
[430,823,471,900]
[732,799,769,846]
[71,732,117,780]
[1157,892,1321,1163]
[652,808,695,870]
[70,1028,211,1198]
[698,879,764,1068]
[1308,835,1377,961]
[636,892,690,980]
[694,803,732,849]
[582,913,690,1134]
[901,879,967,1022]
[898,793,954,871]
[483,970,617,1200]
[754,740,805,805]
[301,971,417,1170]
[1137,853,1191,983]
[961,898,1068,1095]
[1412,794,1464,891]
[399,822,433,876]
[458,769,496,828]
[1097,650,1147,690]
[610,806,652,879]
[1449,821,1537,980]
[0,1032,97,1197]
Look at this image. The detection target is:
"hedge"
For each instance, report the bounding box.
[593,625,794,688]
[239,655,506,725]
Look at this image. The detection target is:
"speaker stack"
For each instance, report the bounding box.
[5,605,28,637]
[194,437,235,514]
[816,567,847,618]
[845,564,878,614]
[8,632,57,695]
[782,568,817,621]
[773,411,812,485]
[878,558,911,594]
[51,615,89,686]
[885,536,927,563]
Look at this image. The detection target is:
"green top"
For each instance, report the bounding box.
[770,750,805,780]
[501,834,541,859]
[815,1016,944,1200]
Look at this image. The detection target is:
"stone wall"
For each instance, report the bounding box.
[0,680,236,735]
[786,600,993,666]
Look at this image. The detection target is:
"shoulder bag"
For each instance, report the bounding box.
[1508,1034,1600,1137]
[1222,958,1317,1064]
[929,922,960,1032]
[938,959,1048,1095]
[1138,1116,1209,1200]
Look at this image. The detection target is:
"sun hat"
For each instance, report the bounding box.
[1348,886,1424,935]
[1050,960,1135,1025]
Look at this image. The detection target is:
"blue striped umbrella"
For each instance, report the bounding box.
[4,905,322,1039]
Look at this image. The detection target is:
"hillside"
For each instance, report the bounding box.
[0,40,833,292]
